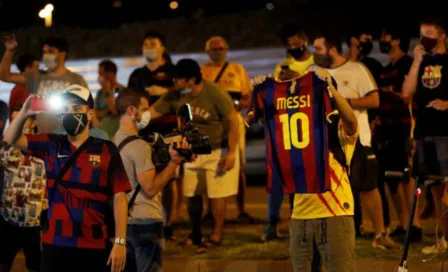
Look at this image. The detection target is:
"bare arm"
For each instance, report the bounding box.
[227,111,239,153]
[4,105,29,151]
[349,91,379,109]
[0,50,26,84]
[113,192,128,239]
[136,162,178,198]
[328,85,357,136]
[402,59,422,104]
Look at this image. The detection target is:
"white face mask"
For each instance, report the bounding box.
[137,111,151,130]
[143,49,158,62]
[180,88,192,95]
[98,75,104,84]
[43,54,58,71]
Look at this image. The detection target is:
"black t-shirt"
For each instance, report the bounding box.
[128,63,175,104]
[414,53,448,139]
[376,54,414,139]
[128,63,178,136]
[361,56,383,85]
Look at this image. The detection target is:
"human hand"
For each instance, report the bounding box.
[107,243,126,272]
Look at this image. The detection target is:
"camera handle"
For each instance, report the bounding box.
[172,142,193,161]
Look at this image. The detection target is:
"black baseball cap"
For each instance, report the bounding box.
[174,58,202,81]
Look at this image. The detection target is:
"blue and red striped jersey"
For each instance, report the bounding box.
[246,72,336,194]
[25,134,131,249]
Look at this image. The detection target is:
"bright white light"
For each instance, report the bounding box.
[46,4,54,12]
[266,2,274,10]
[48,95,63,111]
[38,4,54,18]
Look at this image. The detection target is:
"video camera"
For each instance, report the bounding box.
[148,104,212,166]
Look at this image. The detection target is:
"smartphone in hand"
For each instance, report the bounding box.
[30,97,48,112]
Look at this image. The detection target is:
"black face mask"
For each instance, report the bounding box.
[379,41,392,54]
[313,53,332,68]
[287,46,306,60]
[359,41,373,56]
[61,113,88,136]
[421,36,438,53]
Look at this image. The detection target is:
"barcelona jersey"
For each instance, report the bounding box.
[246,72,336,194]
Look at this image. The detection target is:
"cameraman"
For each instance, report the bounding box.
[4,85,131,272]
[113,88,191,271]
[149,59,240,253]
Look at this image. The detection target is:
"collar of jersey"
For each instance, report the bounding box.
[274,70,311,83]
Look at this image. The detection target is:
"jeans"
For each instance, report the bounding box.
[125,222,164,272]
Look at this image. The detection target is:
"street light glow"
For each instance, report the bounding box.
[38,4,54,27]
[170,1,178,10]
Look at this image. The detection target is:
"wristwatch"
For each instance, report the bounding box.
[114,237,126,245]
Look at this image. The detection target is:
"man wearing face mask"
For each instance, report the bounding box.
[376,26,423,242]
[402,17,448,255]
[3,85,132,272]
[0,36,88,134]
[113,88,191,272]
[149,59,239,254]
[201,36,253,223]
[127,31,180,240]
[347,29,384,85]
[273,24,314,81]
[312,32,399,250]
[95,59,125,139]
[263,24,314,242]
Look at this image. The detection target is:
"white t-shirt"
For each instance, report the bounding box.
[325,60,378,147]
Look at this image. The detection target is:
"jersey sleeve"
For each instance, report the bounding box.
[245,83,266,126]
[357,63,379,97]
[25,134,54,159]
[107,143,132,195]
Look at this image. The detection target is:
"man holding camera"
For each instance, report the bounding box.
[149,58,240,253]
[4,85,131,272]
[113,88,192,271]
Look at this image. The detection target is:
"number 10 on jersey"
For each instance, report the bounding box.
[279,113,310,150]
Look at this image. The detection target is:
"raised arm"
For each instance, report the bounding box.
[0,35,26,84]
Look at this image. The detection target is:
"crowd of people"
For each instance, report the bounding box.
[0,15,446,272]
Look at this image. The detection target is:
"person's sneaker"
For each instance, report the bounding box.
[389,226,406,238]
[237,212,256,224]
[261,224,281,242]
[422,236,448,255]
[372,233,400,250]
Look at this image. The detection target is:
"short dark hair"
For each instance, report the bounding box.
[421,17,447,34]
[115,88,147,116]
[174,59,202,84]
[44,36,69,53]
[16,53,38,73]
[143,30,166,46]
[280,23,308,46]
[315,32,343,54]
[383,25,411,53]
[99,59,117,75]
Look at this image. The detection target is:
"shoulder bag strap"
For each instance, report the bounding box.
[214,62,229,83]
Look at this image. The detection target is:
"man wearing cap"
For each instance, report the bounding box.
[201,36,253,222]
[149,59,239,253]
[4,84,131,272]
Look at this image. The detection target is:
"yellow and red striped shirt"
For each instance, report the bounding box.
[292,121,358,219]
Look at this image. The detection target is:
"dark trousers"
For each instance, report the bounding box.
[0,217,41,272]
[41,244,110,272]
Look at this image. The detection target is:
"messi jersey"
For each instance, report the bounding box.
[246,72,335,194]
